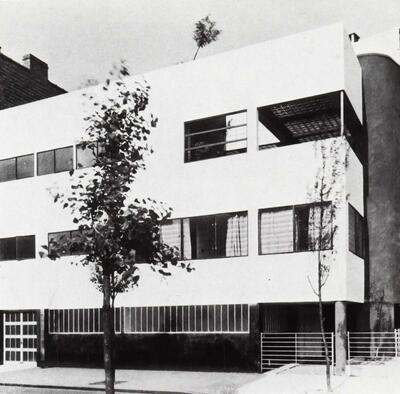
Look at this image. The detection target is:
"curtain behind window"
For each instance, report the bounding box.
[260,208,293,254]
[225,213,248,256]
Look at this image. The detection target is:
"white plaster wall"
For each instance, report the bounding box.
[0,23,364,309]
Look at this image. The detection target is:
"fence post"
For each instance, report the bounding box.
[295,333,298,363]
[331,332,335,367]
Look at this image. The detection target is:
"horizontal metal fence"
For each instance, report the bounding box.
[261,332,334,372]
[347,331,399,362]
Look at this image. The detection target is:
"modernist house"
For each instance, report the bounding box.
[0,23,398,373]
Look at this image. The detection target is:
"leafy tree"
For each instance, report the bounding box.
[43,62,191,394]
[193,15,221,60]
[307,136,349,392]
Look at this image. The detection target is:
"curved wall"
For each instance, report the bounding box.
[359,54,400,305]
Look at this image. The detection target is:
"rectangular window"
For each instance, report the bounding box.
[259,202,332,255]
[16,154,34,179]
[55,146,73,173]
[160,212,248,260]
[0,157,16,182]
[37,146,73,176]
[123,304,249,333]
[184,111,247,162]
[294,203,332,252]
[16,235,35,260]
[0,235,35,261]
[48,308,121,334]
[48,230,89,257]
[259,207,293,254]
[37,150,55,176]
[76,143,97,169]
[349,204,364,258]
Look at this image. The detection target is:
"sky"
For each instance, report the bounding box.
[1,0,400,91]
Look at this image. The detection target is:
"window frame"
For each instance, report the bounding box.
[161,210,249,261]
[0,154,35,183]
[48,229,88,257]
[258,202,333,256]
[0,235,36,261]
[184,110,248,163]
[348,203,365,258]
[37,145,74,176]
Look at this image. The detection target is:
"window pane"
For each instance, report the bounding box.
[260,208,293,254]
[37,150,54,175]
[16,154,34,179]
[76,144,96,169]
[48,231,71,256]
[160,219,181,257]
[188,216,215,259]
[0,158,16,182]
[219,212,247,257]
[16,235,35,260]
[0,237,16,261]
[184,111,247,162]
[294,203,331,251]
[349,204,364,258]
[55,146,73,173]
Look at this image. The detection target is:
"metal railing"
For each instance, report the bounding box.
[261,332,334,372]
[347,331,399,362]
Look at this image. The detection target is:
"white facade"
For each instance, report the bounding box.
[0,23,364,310]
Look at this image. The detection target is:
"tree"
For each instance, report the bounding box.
[307,136,349,392]
[43,62,191,394]
[193,15,221,60]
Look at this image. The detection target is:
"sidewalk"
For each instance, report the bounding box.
[0,366,259,393]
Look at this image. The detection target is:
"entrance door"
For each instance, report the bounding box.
[4,311,37,363]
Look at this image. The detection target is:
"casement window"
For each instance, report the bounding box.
[48,229,90,257]
[259,202,332,255]
[124,304,249,333]
[0,154,34,183]
[349,204,364,258]
[0,235,35,261]
[184,111,247,162]
[37,146,73,176]
[48,308,121,334]
[160,211,248,260]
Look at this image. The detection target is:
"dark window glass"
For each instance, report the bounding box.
[186,212,247,260]
[0,237,16,260]
[0,158,16,182]
[294,203,332,252]
[185,111,247,162]
[16,235,35,260]
[37,150,55,176]
[55,146,73,173]
[16,154,34,179]
[48,231,71,256]
[76,144,96,169]
[349,204,364,258]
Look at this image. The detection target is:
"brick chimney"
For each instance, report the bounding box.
[22,54,48,81]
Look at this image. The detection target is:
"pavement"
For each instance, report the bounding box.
[1,360,400,393]
[0,366,259,393]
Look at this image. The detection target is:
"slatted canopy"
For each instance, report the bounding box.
[258,91,362,149]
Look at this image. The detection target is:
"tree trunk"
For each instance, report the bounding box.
[193,46,200,60]
[318,292,332,392]
[103,272,115,394]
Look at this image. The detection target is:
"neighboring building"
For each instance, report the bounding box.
[0,23,397,373]
[0,51,65,110]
